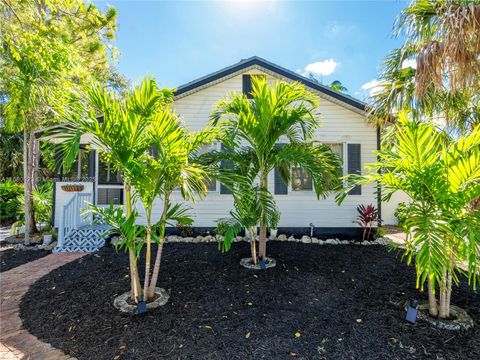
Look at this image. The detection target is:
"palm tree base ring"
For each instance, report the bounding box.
[405,302,474,331]
[240,257,276,270]
[113,287,169,313]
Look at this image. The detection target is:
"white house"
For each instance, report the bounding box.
[39,57,397,252]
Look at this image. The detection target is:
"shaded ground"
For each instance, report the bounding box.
[0,248,49,272]
[20,242,479,360]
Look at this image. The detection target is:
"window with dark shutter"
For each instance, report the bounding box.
[243,75,253,99]
[220,143,233,194]
[274,143,288,195]
[347,144,361,195]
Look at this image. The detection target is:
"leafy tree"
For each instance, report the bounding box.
[53,78,174,302]
[368,1,480,133]
[328,80,348,93]
[337,112,480,319]
[0,0,118,244]
[209,77,341,262]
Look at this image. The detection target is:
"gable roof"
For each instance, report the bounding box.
[174,56,368,112]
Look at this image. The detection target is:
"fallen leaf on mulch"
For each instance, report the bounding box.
[295,332,301,338]
[245,332,250,339]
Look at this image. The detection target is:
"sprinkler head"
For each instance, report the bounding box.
[137,297,147,315]
[405,299,419,324]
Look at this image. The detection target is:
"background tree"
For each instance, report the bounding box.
[368,0,480,134]
[328,80,348,93]
[337,113,480,319]
[210,78,341,262]
[0,0,118,243]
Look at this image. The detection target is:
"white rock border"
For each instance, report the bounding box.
[140,234,392,246]
[404,302,474,331]
[113,287,169,314]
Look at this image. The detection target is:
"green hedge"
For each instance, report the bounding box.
[0,180,53,225]
[0,180,23,222]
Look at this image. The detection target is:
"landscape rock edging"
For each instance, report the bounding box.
[133,235,392,246]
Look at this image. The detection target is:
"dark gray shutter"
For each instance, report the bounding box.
[347,144,361,195]
[274,143,288,195]
[243,75,253,99]
[220,144,233,194]
[88,150,96,179]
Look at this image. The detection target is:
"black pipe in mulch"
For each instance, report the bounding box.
[1,249,49,272]
[20,242,479,360]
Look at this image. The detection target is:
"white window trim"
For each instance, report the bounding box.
[95,152,125,205]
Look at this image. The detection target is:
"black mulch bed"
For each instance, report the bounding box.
[0,248,49,272]
[20,242,479,360]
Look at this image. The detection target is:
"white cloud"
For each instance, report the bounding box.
[401,58,417,69]
[304,59,339,76]
[361,79,386,97]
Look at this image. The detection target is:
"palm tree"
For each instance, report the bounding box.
[52,78,174,302]
[337,112,480,319]
[328,80,348,93]
[133,111,215,300]
[369,1,480,133]
[209,77,341,262]
[213,161,279,265]
[395,0,480,96]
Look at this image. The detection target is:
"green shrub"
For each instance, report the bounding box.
[0,180,23,222]
[16,182,53,225]
[394,202,411,228]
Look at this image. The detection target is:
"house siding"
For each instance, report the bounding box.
[133,69,378,230]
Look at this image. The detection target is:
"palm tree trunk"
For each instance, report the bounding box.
[23,128,30,245]
[28,132,38,234]
[439,269,449,319]
[427,277,438,317]
[249,226,258,265]
[125,183,141,302]
[258,172,268,259]
[147,194,169,299]
[439,250,455,319]
[143,209,152,301]
[128,248,142,302]
[148,241,164,299]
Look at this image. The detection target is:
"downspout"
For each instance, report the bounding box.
[376,126,382,227]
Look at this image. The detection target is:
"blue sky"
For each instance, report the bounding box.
[96,1,407,100]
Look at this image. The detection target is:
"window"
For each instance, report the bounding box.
[291,167,313,191]
[98,159,123,185]
[97,188,123,205]
[329,143,345,177]
[62,149,89,180]
[243,74,267,99]
[196,143,217,191]
[291,143,345,191]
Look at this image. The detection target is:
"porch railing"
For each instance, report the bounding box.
[57,192,93,248]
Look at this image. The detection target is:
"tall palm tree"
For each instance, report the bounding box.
[369,1,480,133]
[52,78,174,302]
[210,77,341,262]
[395,0,480,96]
[337,112,480,319]
[134,111,215,300]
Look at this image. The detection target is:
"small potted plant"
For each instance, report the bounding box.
[42,226,56,246]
